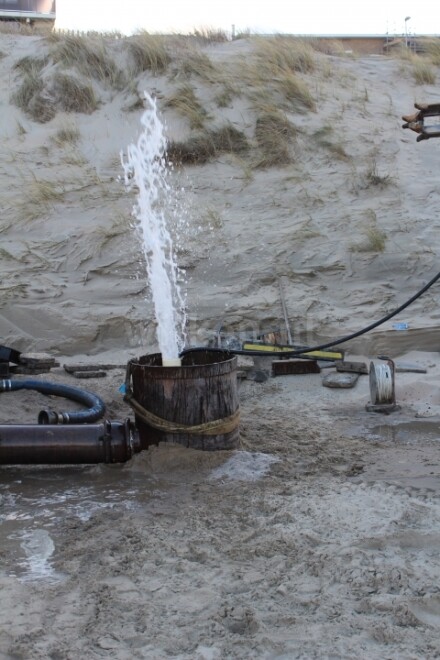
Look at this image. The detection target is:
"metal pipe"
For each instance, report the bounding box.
[278,277,293,346]
[0,419,140,465]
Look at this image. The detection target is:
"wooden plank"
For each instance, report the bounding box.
[335,360,368,375]
[64,363,124,374]
[72,371,107,379]
[272,360,320,376]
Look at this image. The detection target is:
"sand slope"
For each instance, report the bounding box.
[1,33,439,356]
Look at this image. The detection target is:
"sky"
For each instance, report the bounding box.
[55,1,438,37]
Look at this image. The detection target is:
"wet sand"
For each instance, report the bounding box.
[1,352,440,658]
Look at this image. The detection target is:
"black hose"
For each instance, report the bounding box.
[0,379,106,424]
[181,269,440,359]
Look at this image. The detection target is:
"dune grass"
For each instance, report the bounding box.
[0,22,34,35]
[350,209,387,253]
[50,33,125,88]
[94,213,131,251]
[278,72,316,111]
[11,43,101,121]
[12,71,44,111]
[176,49,223,84]
[214,84,239,108]
[164,84,208,129]
[243,38,316,113]
[11,71,56,122]
[167,125,249,165]
[14,54,49,75]
[12,55,54,122]
[393,47,436,84]
[424,39,440,65]
[52,124,81,146]
[365,160,392,187]
[355,225,387,252]
[190,27,228,44]
[312,124,349,160]
[254,36,316,75]
[51,73,98,114]
[125,32,170,75]
[308,38,348,57]
[19,177,65,220]
[412,58,436,85]
[254,107,297,167]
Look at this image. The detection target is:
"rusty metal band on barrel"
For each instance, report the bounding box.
[124,390,240,435]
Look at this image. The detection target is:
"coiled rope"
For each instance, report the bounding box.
[369,362,394,405]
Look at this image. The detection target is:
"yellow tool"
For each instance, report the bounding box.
[242,342,344,361]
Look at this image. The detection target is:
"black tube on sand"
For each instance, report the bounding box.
[0,379,106,424]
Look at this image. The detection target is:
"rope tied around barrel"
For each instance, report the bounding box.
[124,362,240,436]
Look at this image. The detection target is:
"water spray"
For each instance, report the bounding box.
[121,92,185,366]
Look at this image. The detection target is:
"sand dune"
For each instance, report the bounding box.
[1,32,439,356]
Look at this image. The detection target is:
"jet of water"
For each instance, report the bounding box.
[121,93,186,362]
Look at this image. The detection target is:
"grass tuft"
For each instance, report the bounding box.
[312,125,349,160]
[53,123,81,146]
[164,84,208,129]
[14,54,49,75]
[50,33,125,88]
[190,27,229,43]
[247,38,316,113]
[255,36,316,74]
[352,225,387,253]
[214,84,238,107]
[51,73,98,114]
[19,177,65,220]
[309,38,348,56]
[177,49,222,84]
[365,160,392,187]
[11,72,56,122]
[254,108,297,167]
[126,32,170,75]
[11,71,44,111]
[168,125,249,165]
[424,39,440,65]
[412,59,436,85]
[278,72,316,111]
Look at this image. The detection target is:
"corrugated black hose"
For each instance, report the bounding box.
[0,379,106,424]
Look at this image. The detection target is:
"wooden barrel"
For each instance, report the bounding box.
[126,350,240,451]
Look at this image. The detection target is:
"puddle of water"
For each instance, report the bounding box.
[0,449,236,582]
[351,419,440,492]
[370,420,440,444]
[0,465,161,582]
[209,451,279,482]
[12,528,67,583]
